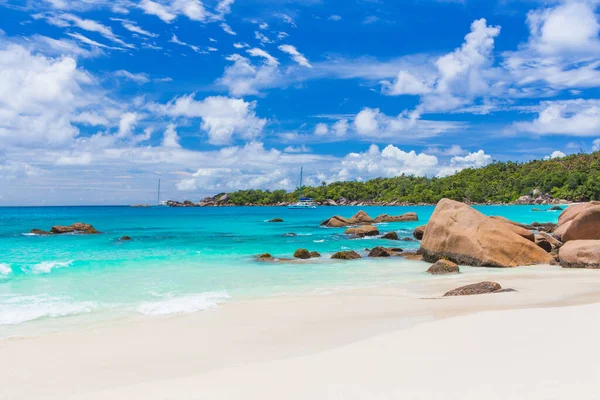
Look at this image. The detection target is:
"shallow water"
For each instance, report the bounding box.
[0,205,562,335]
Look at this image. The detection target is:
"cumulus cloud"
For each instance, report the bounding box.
[0,43,92,147]
[162,123,181,148]
[436,150,493,177]
[514,99,600,136]
[354,107,460,140]
[544,150,567,160]
[159,94,267,145]
[217,53,282,96]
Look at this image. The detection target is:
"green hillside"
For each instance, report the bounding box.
[225,152,600,205]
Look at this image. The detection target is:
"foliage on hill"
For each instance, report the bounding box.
[225,152,600,205]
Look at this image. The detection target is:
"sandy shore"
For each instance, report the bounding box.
[2,264,600,399]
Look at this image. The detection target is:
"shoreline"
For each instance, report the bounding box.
[3,264,600,399]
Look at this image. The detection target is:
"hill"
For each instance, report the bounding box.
[220,152,600,205]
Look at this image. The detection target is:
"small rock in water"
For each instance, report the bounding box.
[30,229,50,235]
[381,231,399,240]
[283,232,297,237]
[294,248,311,259]
[368,247,396,257]
[427,259,459,275]
[269,218,284,223]
[401,237,416,242]
[309,251,321,258]
[331,251,361,260]
[443,281,503,297]
[120,236,132,241]
[549,206,564,211]
[257,253,274,261]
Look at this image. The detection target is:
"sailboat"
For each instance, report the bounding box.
[288,167,317,209]
[157,178,168,206]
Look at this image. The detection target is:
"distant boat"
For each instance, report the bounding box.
[157,178,168,206]
[288,167,316,209]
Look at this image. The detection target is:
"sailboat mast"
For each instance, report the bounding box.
[299,167,303,199]
[157,178,161,205]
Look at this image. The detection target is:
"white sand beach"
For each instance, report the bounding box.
[2,264,600,400]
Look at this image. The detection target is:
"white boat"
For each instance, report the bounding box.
[288,167,317,209]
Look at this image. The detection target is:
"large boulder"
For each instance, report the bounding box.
[331,251,362,260]
[559,205,600,242]
[345,225,379,237]
[413,225,426,240]
[420,199,553,268]
[320,215,353,227]
[374,212,418,223]
[443,281,503,296]
[350,210,375,224]
[427,259,459,275]
[534,235,552,253]
[558,240,600,269]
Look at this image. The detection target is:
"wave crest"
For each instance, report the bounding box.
[22,260,73,275]
[137,291,230,316]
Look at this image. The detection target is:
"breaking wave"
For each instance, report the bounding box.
[137,291,230,316]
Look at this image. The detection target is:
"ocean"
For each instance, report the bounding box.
[0,205,561,337]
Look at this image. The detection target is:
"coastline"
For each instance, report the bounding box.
[3,264,600,399]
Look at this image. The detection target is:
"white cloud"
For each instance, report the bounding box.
[314,123,328,136]
[247,48,279,66]
[514,99,600,136]
[436,150,492,177]
[593,139,600,151]
[114,70,150,84]
[0,43,92,147]
[328,15,342,21]
[140,0,177,23]
[332,119,349,136]
[233,42,249,49]
[284,145,311,153]
[337,144,440,181]
[354,107,460,140]
[255,31,273,44]
[117,112,137,137]
[221,23,236,35]
[170,34,202,53]
[159,95,267,145]
[217,54,281,96]
[278,44,312,68]
[526,1,600,56]
[112,18,159,38]
[162,123,181,148]
[544,150,567,160]
[42,13,134,49]
[383,71,432,95]
[55,151,93,166]
[425,145,468,156]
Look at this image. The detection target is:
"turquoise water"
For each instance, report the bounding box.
[0,205,561,334]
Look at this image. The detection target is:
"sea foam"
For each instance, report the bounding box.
[22,260,73,275]
[0,295,95,325]
[137,291,230,316]
[0,263,12,277]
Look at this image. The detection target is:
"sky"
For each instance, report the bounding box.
[0,0,599,205]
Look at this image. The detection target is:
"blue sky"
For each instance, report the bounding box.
[0,0,599,205]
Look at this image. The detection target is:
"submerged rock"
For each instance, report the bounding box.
[427,259,459,275]
[309,251,321,258]
[559,240,600,269]
[294,248,311,259]
[331,251,362,260]
[443,281,503,296]
[420,199,552,268]
[344,225,379,237]
[30,229,50,235]
[381,231,399,240]
[282,232,297,237]
[268,218,284,223]
[120,236,132,241]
